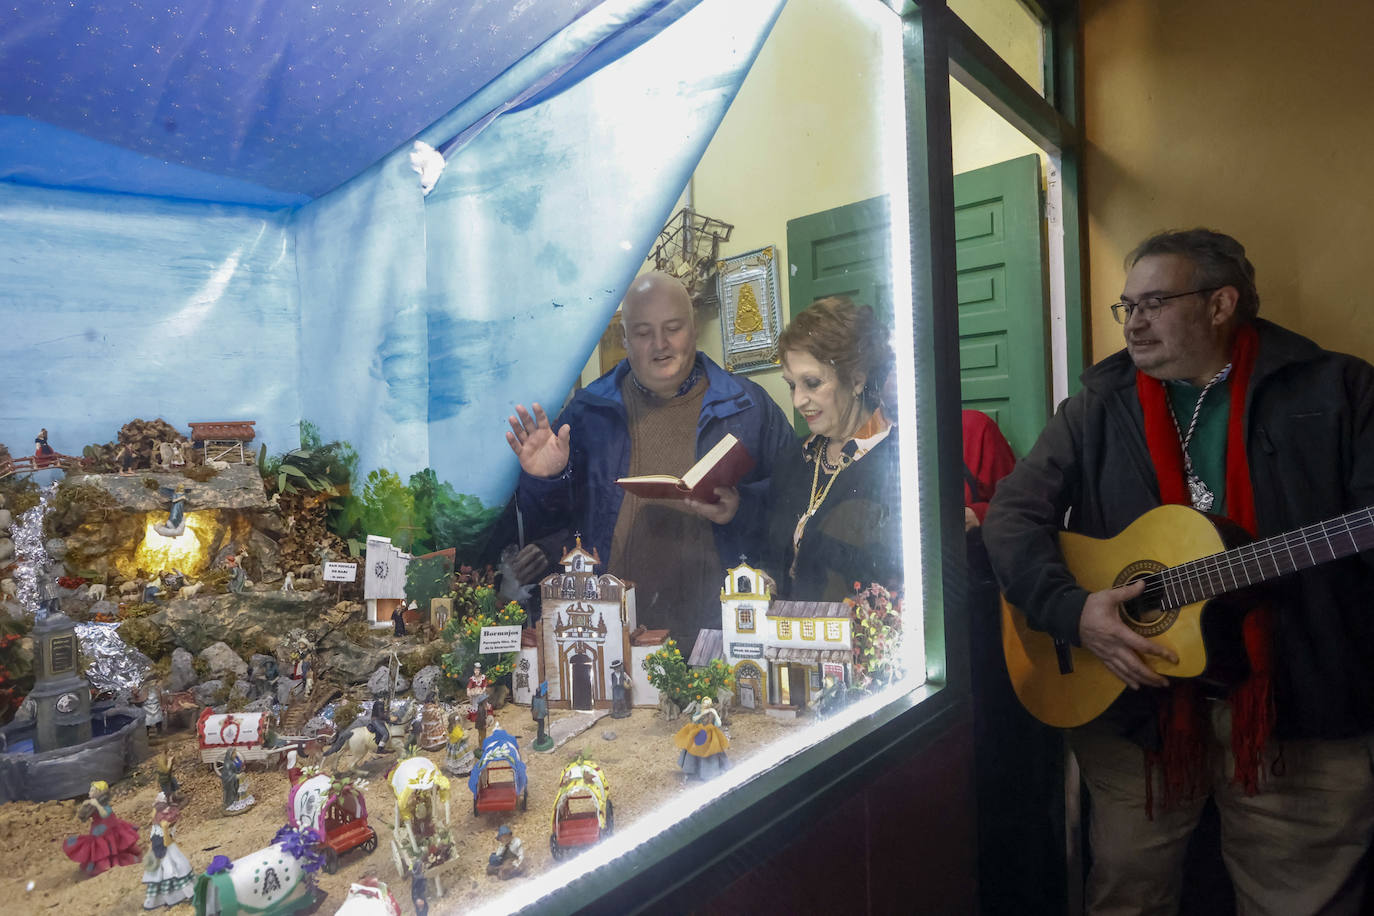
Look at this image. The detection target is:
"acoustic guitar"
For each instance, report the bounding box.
[1001,503,1374,728]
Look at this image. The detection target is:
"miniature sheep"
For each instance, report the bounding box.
[87,583,107,601]
[118,579,144,597]
[0,579,15,600]
[179,582,203,598]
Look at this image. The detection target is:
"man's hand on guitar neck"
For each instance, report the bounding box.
[1079,579,1177,690]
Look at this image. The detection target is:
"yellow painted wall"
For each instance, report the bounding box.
[1083,0,1374,364]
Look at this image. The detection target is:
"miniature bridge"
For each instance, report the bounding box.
[0,453,88,479]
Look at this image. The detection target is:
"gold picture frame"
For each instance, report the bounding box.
[716,246,783,374]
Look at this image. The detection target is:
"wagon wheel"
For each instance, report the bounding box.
[605,800,614,835]
[323,848,340,874]
[361,830,378,853]
[549,834,562,861]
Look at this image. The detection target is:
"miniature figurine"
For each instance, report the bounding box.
[609,659,632,719]
[34,428,54,467]
[531,681,553,752]
[141,794,194,908]
[419,702,449,751]
[486,824,525,880]
[474,693,493,752]
[466,662,488,708]
[156,751,184,805]
[368,698,393,752]
[62,780,142,875]
[674,697,731,779]
[281,571,295,592]
[404,712,424,757]
[390,603,407,637]
[443,715,474,776]
[226,554,248,594]
[217,747,256,813]
[411,860,428,916]
[116,442,136,475]
[153,484,187,538]
[137,676,165,735]
[815,675,847,717]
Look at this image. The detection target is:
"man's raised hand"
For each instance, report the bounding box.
[506,403,571,478]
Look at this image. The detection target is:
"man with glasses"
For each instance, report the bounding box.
[984,228,1374,915]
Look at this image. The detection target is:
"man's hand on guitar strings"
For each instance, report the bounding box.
[1078,579,1177,690]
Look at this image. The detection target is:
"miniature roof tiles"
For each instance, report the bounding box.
[765,600,850,619]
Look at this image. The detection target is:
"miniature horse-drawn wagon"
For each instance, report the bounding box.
[388,757,460,898]
[549,756,613,860]
[288,773,377,874]
[197,709,287,766]
[468,730,528,816]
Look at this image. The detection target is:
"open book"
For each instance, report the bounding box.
[616,433,755,504]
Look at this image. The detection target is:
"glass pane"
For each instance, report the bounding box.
[948,0,1047,95]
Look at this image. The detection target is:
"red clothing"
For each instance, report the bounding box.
[63,803,141,875]
[961,410,1015,522]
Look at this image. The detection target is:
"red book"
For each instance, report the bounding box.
[615,434,755,504]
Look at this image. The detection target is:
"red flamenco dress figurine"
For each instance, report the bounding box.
[63,780,142,876]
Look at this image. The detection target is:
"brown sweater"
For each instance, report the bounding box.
[609,374,719,648]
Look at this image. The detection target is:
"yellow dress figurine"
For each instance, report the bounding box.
[673,698,731,779]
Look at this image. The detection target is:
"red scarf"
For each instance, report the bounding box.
[1135,322,1274,814]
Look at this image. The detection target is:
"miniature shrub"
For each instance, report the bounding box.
[400,643,442,677]
[438,577,526,685]
[0,618,34,725]
[183,464,219,482]
[641,639,735,709]
[847,582,904,691]
[335,699,361,728]
[117,617,174,661]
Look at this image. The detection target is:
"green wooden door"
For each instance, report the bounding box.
[785,195,892,434]
[786,155,1047,450]
[953,154,1049,457]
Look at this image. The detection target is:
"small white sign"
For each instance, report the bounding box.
[478,625,523,654]
[323,562,358,583]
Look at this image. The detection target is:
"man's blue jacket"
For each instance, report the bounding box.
[516,354,794,575]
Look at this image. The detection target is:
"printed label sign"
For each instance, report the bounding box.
[323,562,358,582]
[730,642,764,659]
[478,625,523,654]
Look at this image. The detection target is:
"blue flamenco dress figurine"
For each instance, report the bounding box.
[673,698,731,779]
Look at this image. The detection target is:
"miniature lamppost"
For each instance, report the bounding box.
[30,590,93,751]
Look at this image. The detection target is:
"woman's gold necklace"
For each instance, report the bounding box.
[791,436,852,577]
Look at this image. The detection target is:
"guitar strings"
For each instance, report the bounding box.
[1134,508,1374,611]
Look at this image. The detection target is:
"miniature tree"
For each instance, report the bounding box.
[438,570,527,688]
[641,639,735,710]
[405,552,454,613]
[847,582,904,691]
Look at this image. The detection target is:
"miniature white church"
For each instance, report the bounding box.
[510,537,666,710]
[714,560,853,714]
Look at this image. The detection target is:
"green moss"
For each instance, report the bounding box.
[183,464,218,483]
[44,481,118,538]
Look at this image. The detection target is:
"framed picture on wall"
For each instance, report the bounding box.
[717,245,783,374]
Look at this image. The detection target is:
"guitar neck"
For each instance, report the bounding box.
[1149,507,1374,609]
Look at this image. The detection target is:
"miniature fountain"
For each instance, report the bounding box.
[0,485,148,803]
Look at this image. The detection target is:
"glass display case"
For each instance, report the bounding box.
[0,1,1083,913]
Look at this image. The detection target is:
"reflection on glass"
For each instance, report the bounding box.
[948,0,1047,94]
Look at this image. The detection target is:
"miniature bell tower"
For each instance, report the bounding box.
[29,599,93,751]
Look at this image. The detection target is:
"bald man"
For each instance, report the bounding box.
[507,272,792,651]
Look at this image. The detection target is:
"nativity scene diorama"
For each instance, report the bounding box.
[0,413,905,914]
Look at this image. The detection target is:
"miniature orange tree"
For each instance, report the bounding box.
[438,567,527,689]
[642,639,735,710]
[847,582,904,691]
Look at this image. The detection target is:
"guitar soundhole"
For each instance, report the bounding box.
[1114,559,1176,636]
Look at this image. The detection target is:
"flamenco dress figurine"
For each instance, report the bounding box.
[62,780,142,876]
[673,698,731,779]
[141,793,194,908]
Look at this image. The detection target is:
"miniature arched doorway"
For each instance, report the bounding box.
[570,654,594,711]
[734,661,765,710]
[736,573,752,593]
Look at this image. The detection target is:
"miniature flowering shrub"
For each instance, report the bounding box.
[439,571,527,684]
[641,640,735,709]
[0,619,33,725]
[847,582,904,691]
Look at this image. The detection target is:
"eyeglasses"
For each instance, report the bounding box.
[1110,287,1219,324]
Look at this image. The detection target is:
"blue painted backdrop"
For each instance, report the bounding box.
[0,0,786,508]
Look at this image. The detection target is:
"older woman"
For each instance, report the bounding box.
[692,296,901,600]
